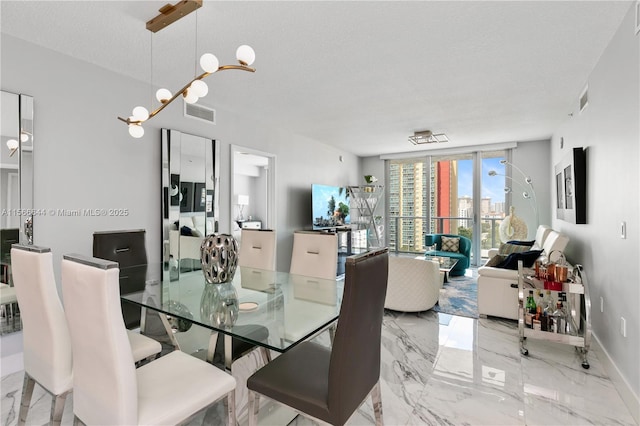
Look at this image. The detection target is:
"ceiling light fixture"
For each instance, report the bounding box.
[117,0,256,138]
[408,130,449,145]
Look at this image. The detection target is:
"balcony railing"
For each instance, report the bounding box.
[388,215,504,258]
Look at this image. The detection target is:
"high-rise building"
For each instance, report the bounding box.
[388,160,428,251]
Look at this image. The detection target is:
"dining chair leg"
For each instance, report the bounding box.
[259,347,271,364]
[328,323,336,345]
[371,381,384,426]
[248,390,258,426]
[51,392,68,426]
[227,390,237,426]
[18,374,35,426]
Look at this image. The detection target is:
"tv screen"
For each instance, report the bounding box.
[312,184,350,229]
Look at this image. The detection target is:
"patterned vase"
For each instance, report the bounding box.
[200,282,239,329]
[200,234,239,284]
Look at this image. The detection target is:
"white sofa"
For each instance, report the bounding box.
[169,215,214,261]
[477,225,570,320]
[384,256,443,312]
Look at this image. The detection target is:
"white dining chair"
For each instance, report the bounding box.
[61,253,237,425]
[290,231,338,280]
[238,229,276,271]
[10,244,162,426]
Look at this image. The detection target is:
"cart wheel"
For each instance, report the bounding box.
[582,361,590,369]
[520,347,529,356]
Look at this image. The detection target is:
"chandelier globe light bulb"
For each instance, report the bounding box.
[190,80,209,97]
[132,106,149,121]
[128,124,144,138]
[6,139,19,150]
[20,133,29,142]
[183,89,199,104]
[236,45,255,66]
[488,170,497,176]
[200,53,219,73]
[156,88,172,103]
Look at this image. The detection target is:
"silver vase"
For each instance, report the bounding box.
[200,282,239,329]
[200,234,239,284]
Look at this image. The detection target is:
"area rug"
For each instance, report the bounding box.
[433,268,478,318]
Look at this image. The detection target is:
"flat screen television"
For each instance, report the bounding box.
[312,184,350,229]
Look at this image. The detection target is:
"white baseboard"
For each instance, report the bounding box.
[592,331,639,425]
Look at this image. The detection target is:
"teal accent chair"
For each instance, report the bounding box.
[424,234,471,276]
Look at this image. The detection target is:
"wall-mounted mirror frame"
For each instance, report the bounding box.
[162,129,219,282]
[1,90,34,334]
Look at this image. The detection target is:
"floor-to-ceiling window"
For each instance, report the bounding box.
[386,149,509,265]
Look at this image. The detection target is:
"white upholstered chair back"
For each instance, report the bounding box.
[11,245,73,395]
[290,231,338,280]
[238,229,276,270]
[61,254,138,425]
[531,225,552,250]
[542,232,570,260]
[384,257,441,312]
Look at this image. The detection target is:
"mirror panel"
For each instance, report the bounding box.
[162,129,219,282]
[1,90,34,334]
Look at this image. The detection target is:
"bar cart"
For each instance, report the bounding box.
[517,260,592,369]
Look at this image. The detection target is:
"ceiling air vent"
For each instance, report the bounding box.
[579,85,589,113]
[184,101,216,124]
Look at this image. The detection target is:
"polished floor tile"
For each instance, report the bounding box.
[2,311,636,425]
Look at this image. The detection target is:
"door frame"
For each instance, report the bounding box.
[230,145,277,231]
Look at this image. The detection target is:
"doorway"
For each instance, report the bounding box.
[230,145,276,241]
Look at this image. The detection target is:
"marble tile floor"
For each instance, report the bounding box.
[2,311,636,426]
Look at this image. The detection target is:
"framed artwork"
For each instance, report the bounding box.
[193,182,206,212]
[170,174,180,206]
[180,181,194,213]
[555,147,587,224]
[206,190,214,217]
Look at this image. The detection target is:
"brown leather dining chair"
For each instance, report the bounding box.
[247,248,389,426]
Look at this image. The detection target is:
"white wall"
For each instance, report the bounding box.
[512,140,552,238]
[550,4,639,415]
[0,35,361,367]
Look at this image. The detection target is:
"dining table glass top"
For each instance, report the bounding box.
[120,264,344,353]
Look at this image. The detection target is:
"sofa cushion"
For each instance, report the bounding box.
[497,249,543,270]
[498,241,534,255]
[441,236,460,253]
[485,255,505,267]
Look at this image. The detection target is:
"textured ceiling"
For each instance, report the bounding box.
[0,1,632,156]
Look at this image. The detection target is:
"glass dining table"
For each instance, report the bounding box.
[120,264,344,370]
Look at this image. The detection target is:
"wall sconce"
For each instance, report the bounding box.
[6,139,19,157]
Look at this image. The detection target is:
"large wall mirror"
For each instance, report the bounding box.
[162,129,219,281]
[1,90,34,334]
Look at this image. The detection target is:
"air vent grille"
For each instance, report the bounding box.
[579,85,589,113]
[184,102,216,124]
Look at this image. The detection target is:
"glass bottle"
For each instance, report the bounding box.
[535,290,544,310]
[552,300,566,334]
[525,290,536,328]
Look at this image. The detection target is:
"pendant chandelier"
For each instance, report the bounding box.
[117,0,255,138]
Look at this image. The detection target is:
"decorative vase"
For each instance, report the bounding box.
[166,300,193,332]
[200,234,239,284]
[200,282,239,329]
